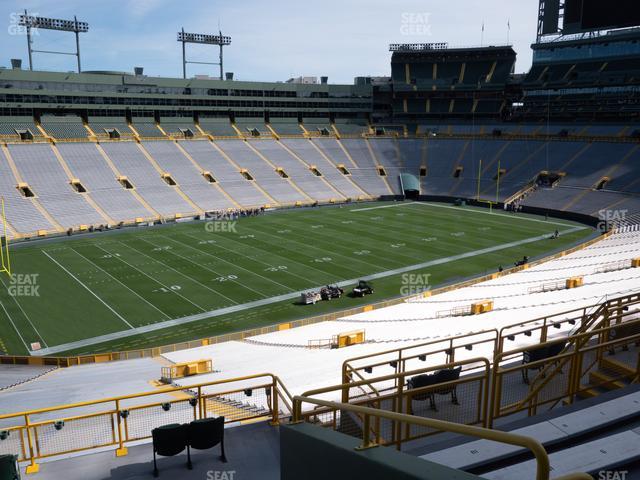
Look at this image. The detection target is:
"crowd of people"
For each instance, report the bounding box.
[205,207,265,221]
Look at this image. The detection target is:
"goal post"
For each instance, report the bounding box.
[0,198,11,278]
[475,160,502,213]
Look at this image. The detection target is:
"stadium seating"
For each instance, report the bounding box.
[316,139,393,196]
[421,388,640,473]
[87,117,134,139]
[131,118,165,138]
[215,140,310,205]
[281,139,366,199]
[0,147,58,235]
[235,120,272,137]
[57,142,155,221]
[198,117,239,137]
[159,117,199,138]
[301,118,333,136]
[268,119,304,136]
[178,140,272,207]
[0,132,638,235]
[0,116,43,141]
[40,114,88,139]
[8,143,107,228]
[141,141,237,212]
[333,119,370,136]
[100,142,197,217]
[249,140,342,202]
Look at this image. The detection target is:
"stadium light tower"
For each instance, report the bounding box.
[19,10,89,73]
[177,28,231,80]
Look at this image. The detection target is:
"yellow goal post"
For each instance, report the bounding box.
[0,198,11,278]
[475,159,503,214]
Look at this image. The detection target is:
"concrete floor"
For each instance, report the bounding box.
[22,421,280,480]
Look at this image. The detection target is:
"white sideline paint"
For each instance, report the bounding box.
[350,202,416,212]
[351,202,574,227]
[0,274,49,348]
[42,250,135,330]
[30,226,584,356]
[407,201,580,228]
[0,300,30,351]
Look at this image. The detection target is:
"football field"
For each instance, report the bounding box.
[0,201,593,356]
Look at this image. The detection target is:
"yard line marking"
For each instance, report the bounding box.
[183,229,346,282]
[42,250,134,329]
[93,243,209,312]
[32,226,585,356]
[136,236,271,299]
[160,234,296,293]
[180,231,320,286]
[70,247,171,320]
[249,223,391,273]
[119,239,241,304]
[288,206,536,265]
[0,300,30,352]
[0,275,49,348]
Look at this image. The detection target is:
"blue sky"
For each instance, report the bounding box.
[0,0,539,83]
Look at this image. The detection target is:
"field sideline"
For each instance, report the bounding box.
[0,201,593,356]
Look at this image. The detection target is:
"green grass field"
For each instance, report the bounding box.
[0,201,594,356]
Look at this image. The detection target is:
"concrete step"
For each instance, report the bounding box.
[577,385,604,399]
[600,357,636,378]
[589,370,629,390]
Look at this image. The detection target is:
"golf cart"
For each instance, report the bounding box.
[352,280,374,297]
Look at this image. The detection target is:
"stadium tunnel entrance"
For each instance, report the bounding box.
[401,173,420,200]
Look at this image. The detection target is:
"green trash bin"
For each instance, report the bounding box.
[0,455,20,480]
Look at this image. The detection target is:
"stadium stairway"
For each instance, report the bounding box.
[577,351,640,399]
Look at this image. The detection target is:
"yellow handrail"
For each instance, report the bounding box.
[0,372,294,474]
[293,395,565,480]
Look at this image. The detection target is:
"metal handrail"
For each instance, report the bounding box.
[0,372,288,421]
[493,314,640,418]
[293,395,569,480]
[0,372,293,474]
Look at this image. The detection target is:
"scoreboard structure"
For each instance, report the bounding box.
[537,0,640,39]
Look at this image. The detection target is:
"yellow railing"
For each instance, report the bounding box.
[305,357,492,444]
[491,312,640,422]
[0,373,292,474]
[292,395,591,480]
[341,288,639,390]
[342,330,499,401]
[336,292,640,429]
